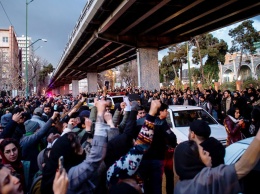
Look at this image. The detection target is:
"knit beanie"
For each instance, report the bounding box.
[190,120,211,138]
[79,110,90,118]
[24,120,40,134]
[1,113,12,127]
[33,107,43,116]
[174,140,205,180]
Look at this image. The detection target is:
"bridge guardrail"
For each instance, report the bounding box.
[54,0,94,76]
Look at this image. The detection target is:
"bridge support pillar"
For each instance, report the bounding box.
[64,84,70,95]
[72,80,79,97]
[137,48,159,91]
[87,73,97,93]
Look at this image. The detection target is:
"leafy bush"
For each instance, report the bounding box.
[219,81,236,91]
[174,77,182,90]
[242,77,260,89]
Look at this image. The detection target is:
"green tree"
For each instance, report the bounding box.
[191,33,228,83]
[118,62,138,87]
[228,20,260,78]
[39,64,55,83]
[38,63,54,95]
[160,56,175,84]
[190,67,201,83]
[168,43,188,81]
[160,43,188,83]
[104,69,115,89]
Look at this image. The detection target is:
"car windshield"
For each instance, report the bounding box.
[88,98,94,103]
[112,97,124,104]
[172,109,217,127]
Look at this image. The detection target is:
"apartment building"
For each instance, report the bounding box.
[17,35,32,76]
[0,26,20,92]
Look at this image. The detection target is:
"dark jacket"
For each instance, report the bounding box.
[179,97,195,106]
[221,97,233,116]
[41,132,86,194]
[20,118,53,190]
[0,120,25,142]
[143,117,177,160]
[223,116,242,145]
[67,123,109,194]
[104,110,137,169]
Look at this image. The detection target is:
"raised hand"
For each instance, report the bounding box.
[84,118,92,132]
[51,111,60,120]
[149,100,161,116]
[96,100,110,123]
[120,102,126,110]
[47,133,60,143]
[104,112,114,128]
[53,168,68,194]
[12,112,23,123]
[94,97,98,106]
[80,96,87,103]
[67,118,75,129]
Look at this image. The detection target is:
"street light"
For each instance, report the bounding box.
[25,38,47,98]
[25,0,34,98]
[28,39,47,48]
[25,0,47,98]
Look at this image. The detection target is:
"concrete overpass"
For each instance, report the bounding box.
[48,0,260,95]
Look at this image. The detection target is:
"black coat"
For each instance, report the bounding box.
[0,120,25,142]
[41,132,86,194]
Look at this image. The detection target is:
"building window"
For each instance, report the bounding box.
[2,37,8,43]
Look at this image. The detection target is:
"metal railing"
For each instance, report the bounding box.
[54,0,95,75]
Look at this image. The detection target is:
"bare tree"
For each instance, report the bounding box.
[0,48,21,95]
[104,69,115,89]
[27,53,43,94]
[118,60,138,87]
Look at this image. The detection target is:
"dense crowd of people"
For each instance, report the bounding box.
[0,84,260,194]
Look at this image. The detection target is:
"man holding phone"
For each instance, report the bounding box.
[66,99,111,194]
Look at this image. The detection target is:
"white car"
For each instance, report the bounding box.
[224,137,254,165]
[166,105,227,145]
[106,95,124,110]
[224,137,260,194]
[86,97,95,109]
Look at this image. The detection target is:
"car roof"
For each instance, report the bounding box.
[168,105,203,111]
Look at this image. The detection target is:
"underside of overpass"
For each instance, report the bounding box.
[49,0,260,89]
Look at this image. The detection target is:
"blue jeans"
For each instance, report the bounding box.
[212,109,218,120]
[138,159,164,194]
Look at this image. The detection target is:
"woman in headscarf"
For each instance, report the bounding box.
[223,107,244,145]
[0,138,26,192]
[174,126,260,194]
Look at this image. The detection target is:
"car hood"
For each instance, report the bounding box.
[175,124,226,141]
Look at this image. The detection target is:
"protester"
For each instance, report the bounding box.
[20,112,60,191]
[0,138,26,192]
[174,126,260,194]
[0,164,23,194]
[107,100,161,193]
[223,108,244,145]
[0,83,259,194]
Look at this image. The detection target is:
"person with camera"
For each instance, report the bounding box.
[223,107,244,146]
[20,111,60,191]
[0,108,27,143]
